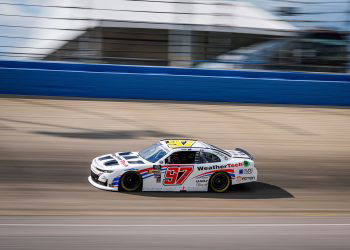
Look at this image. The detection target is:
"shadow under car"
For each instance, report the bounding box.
[122,181,294,199]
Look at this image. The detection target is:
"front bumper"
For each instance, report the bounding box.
[88,176,119,191]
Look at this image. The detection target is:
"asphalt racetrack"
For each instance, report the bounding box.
[1,97,350,249]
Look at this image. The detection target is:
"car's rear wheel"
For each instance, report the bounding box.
[209,172,231,193]
[120,172,142,192]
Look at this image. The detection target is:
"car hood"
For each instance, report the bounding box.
[94,151,148,170]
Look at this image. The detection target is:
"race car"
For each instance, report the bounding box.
[88,139,257,192]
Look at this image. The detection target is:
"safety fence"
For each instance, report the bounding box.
[0,0,349,73]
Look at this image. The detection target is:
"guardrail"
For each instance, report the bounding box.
[0,60,349,106]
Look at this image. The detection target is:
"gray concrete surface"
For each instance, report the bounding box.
[1,216,350,250]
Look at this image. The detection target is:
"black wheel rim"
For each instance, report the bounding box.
[122,173,140,191]
[212,173,229,191]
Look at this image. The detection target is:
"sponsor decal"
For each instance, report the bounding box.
[227,162,243,167]
[116,156,129,166]
[163,166,193,185]
[165,140,195,148]
[243,168,253,174]
[148,169,153,174]
[111,177,120,187]
[196,175,208,179]
[244,161,250,167]
[197,165,226,171]
[153,165,162,183]
[120,160,128,167]
[242,176,255,181]
[196,179,208,186]
[239,169,243,175]
[197,162,242,171]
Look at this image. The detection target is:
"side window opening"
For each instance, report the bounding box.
[165,151,197,164]
[200,152,221,163]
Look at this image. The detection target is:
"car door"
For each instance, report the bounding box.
[161,150,197,191]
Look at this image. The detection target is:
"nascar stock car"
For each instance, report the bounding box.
[88,139,257,192]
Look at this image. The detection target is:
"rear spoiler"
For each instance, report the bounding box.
[235,148,253,160]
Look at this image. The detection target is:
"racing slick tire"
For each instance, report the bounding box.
[119,171,142,192]
[209,172,231,193]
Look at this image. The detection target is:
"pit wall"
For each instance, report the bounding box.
[0,60,349,106]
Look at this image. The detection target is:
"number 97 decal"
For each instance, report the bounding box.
[163,166,193,185]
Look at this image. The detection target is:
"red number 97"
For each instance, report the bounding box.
[163,166,193,185]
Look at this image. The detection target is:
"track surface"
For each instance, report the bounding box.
[1,97,350,249]
[1,216,350,250]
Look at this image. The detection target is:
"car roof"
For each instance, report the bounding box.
[160,139,210,150]
[159,139,232,157]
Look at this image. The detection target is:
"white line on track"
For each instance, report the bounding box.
[1,224,350,227]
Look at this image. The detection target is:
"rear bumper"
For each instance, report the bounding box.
[88,176,119,191]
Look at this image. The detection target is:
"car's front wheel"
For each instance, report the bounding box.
[120,172,142,192]
[209,172,231,193]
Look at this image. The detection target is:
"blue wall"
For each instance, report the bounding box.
[0,60,349,106]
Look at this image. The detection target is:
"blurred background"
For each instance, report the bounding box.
[0,0,349,73]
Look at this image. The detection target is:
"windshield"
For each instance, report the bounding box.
[139,143,167,163]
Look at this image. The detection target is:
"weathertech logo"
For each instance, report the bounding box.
[227,163,243,167]
[197,163,242,171]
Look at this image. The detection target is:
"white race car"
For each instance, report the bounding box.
[88,139,257,192]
